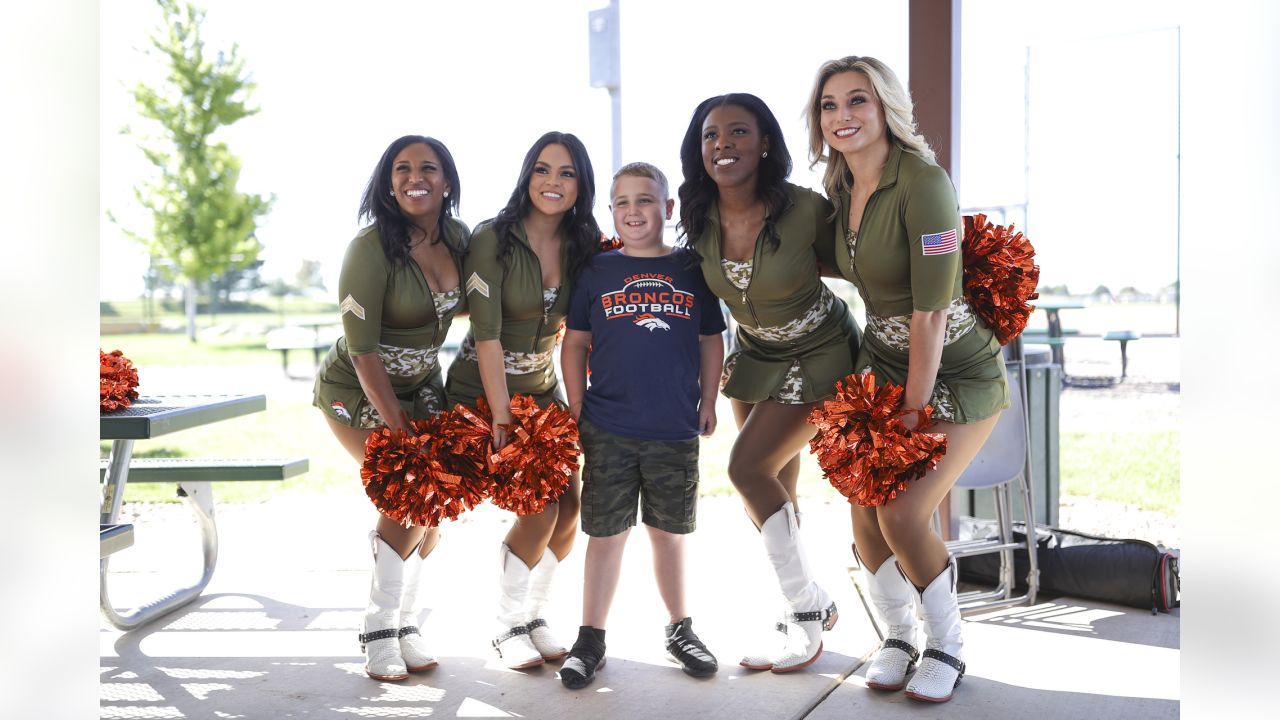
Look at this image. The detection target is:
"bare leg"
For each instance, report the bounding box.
[647,526,687,624]
[326,415,432,559]
[504,505,559,567]
[726,399,819,527]
[547,473,581,560]
[850,505,894,574]
[581,530,630,628]
[778,455,801,516]
[876,416,999,586]
[730,402,801,514]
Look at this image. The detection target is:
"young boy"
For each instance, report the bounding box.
[558,162,726,689]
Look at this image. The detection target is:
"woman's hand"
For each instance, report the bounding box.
[895,406,926,431]
[491,422,513,451]
[387,407,413,435]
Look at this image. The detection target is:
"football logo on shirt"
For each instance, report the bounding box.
[601,274,694,328]
[634,314,671,332]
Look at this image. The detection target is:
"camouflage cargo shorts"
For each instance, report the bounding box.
[578,415,700,537]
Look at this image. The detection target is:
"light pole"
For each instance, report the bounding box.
[588,0,621,173]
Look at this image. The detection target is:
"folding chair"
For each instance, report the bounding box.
[945,339,1040,612]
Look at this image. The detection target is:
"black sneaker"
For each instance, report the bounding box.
[560,626,607,690]
[665,617,718,677]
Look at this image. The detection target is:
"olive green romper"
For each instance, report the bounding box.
[313,221,469,428]
[692,182,860,404]
[444,220,573,410]
[831,144,1008,423]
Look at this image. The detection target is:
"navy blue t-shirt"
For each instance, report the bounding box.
[567,248,726,441]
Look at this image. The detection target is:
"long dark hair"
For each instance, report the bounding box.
[358,135,463,265]
[676,93,793,263]
[492,131,602,281]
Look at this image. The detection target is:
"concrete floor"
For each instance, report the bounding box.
[100,491,1179,719]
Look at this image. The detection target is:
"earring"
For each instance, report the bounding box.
[388,190,395,197]
[762,151,769,159]
[443,191,450,198]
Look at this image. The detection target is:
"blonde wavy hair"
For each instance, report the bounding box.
[805,56,936,198]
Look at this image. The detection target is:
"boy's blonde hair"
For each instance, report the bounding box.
[611,162,670,200]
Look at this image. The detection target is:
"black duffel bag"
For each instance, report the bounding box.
[956,521,1180,614]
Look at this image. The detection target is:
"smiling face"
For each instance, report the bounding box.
[610,175,672,251]
[819,71,888,158]
[391,142,450,222]
[526,143,579,220]
[700,104,769,191]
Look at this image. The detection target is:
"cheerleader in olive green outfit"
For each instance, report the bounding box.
[677,94,860,675]
[807,56,1009,703]
[312,136,467,682]
[444,132,603,670]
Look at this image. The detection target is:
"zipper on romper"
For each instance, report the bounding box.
[845,189,881,318]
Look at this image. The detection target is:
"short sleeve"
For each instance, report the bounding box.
[904,166,963,311]
[807,189,838,271]
[462,223,505,341]
[566,269,595,332]
[337,230,390,355]
[694,270,727,335]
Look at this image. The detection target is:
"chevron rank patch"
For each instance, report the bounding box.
[339,294,366,320]
[466,272,490,298]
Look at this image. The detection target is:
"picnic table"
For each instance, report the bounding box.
[266,323,339,377]
[99,394,298,630]
[1030,297,1086,368]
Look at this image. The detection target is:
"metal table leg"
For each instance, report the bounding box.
[100,474,220,631]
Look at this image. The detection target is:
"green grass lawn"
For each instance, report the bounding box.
[1060,430,1180,514]
[101,332,285,367]
[101,339,1177,519]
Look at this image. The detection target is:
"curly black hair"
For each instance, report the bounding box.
[676,93,794,264]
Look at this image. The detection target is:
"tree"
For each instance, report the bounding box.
[295,259,327,295]
[268,278,293,326]
[117,0,273,342]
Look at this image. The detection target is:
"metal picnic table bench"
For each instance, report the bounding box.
[99,394,309,630]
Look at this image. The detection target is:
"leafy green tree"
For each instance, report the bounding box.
[295,259,327,294]
[116,0,273,341]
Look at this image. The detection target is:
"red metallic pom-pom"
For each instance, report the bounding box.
[100,349,140,413]
[807,371,948,507]
[488,395,580,516]
[599,233,623,251]
[962,213,1040,345]
[361,416,494,528]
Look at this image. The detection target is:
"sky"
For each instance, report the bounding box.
[99,0,1182,300]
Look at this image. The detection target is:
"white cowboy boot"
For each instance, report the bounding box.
[525,547,568,660]
[398,539,438,672]
[858,549,919,690]
[739,621,789,670]
[493,544,544,669]
[761,502,838,673]
[904,558,965,702]
[360,532,409,681]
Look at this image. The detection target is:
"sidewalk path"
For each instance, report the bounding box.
[100,492,1177,719]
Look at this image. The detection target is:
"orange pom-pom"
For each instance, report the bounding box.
[962,213,1040,345]
[807,371,948,507]
[599,233,623,252]
[361,416,494,527]
[488,395,580,516]
[100,349,140,413]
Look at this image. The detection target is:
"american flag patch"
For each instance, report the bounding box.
[921,229,958,256]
